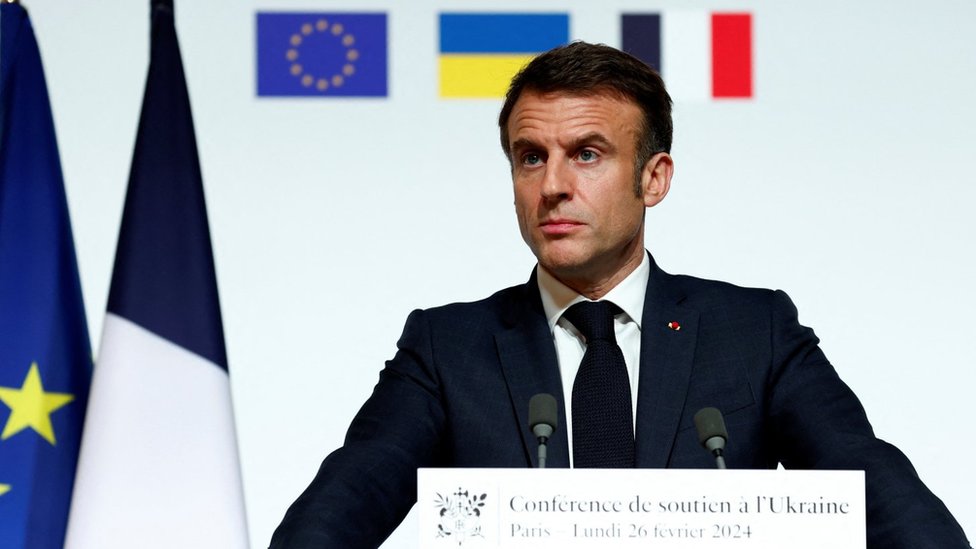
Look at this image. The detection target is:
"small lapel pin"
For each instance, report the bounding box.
[667,321,681,331]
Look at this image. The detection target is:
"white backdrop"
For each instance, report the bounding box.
[26,0,975,546]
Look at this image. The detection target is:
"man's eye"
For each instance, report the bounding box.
[578,150,598,162]
[523,153,542,165]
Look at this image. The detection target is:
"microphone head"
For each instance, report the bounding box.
[528,393,558,439]
[694,407,728,447]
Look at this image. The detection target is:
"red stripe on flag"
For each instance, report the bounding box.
[711,13,752,98]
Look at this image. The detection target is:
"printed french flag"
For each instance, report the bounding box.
[621,12,753,101]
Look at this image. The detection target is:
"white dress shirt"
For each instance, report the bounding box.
[536,253,649,466]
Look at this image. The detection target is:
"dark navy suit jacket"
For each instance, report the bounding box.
[270,256,969,548]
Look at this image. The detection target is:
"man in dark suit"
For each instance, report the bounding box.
[270,42,970,548]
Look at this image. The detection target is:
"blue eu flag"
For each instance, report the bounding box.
[0,4,93,548]
[257,12,388,97]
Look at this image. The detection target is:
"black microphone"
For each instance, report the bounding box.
[528,393,558,469]
[694,407,728,470]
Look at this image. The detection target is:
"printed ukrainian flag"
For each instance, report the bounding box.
[439,13,569,98]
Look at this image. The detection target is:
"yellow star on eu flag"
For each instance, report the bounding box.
[0,484,10,496]
[0,362,74,445]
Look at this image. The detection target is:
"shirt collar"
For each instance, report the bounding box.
[537,252,649,333]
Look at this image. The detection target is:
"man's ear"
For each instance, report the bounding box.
[640,152,673,208]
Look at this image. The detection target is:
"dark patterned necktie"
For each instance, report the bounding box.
[564,300,635,468]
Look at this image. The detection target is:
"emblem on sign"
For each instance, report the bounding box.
[435,487,487,545]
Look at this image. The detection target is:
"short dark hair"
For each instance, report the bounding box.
[498,41,673,177]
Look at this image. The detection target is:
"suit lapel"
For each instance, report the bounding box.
[493,258,698,469]
[635,255,699,467]
[495,274,569,468]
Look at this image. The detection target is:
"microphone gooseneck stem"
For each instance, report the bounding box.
[537,437,548,469]
[714,450,727,470]
[702,434,728,470]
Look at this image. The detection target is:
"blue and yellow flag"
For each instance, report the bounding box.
[439,13,569,98]
[0,3,93,549]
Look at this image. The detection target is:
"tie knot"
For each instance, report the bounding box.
[563,300,622,343]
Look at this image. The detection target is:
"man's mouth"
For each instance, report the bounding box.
[539,218,583,235]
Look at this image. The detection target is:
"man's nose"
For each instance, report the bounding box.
[540,159,573,201]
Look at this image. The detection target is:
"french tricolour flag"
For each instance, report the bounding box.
[622,12,753,101]
[65,1,248,547]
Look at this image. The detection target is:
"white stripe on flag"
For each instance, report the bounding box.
[662,11,711,102]
[65,314,248,548]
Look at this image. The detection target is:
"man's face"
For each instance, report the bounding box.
[507,90,667,293]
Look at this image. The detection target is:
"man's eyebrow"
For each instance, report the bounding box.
[569,132,615,151]
[509,137,539,155]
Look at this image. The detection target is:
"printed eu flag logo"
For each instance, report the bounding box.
[256,12,387,97]
[439,13,569,98]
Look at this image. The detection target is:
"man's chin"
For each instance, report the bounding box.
[537,256,591,281]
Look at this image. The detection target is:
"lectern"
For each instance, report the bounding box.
[418,468,865,548]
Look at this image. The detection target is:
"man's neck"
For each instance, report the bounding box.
[536,252,650,334]
[545,252,645,300]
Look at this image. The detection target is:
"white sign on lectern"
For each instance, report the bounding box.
[418,468,865,548]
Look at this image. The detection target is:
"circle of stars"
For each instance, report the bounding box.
[287,19,359,93]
